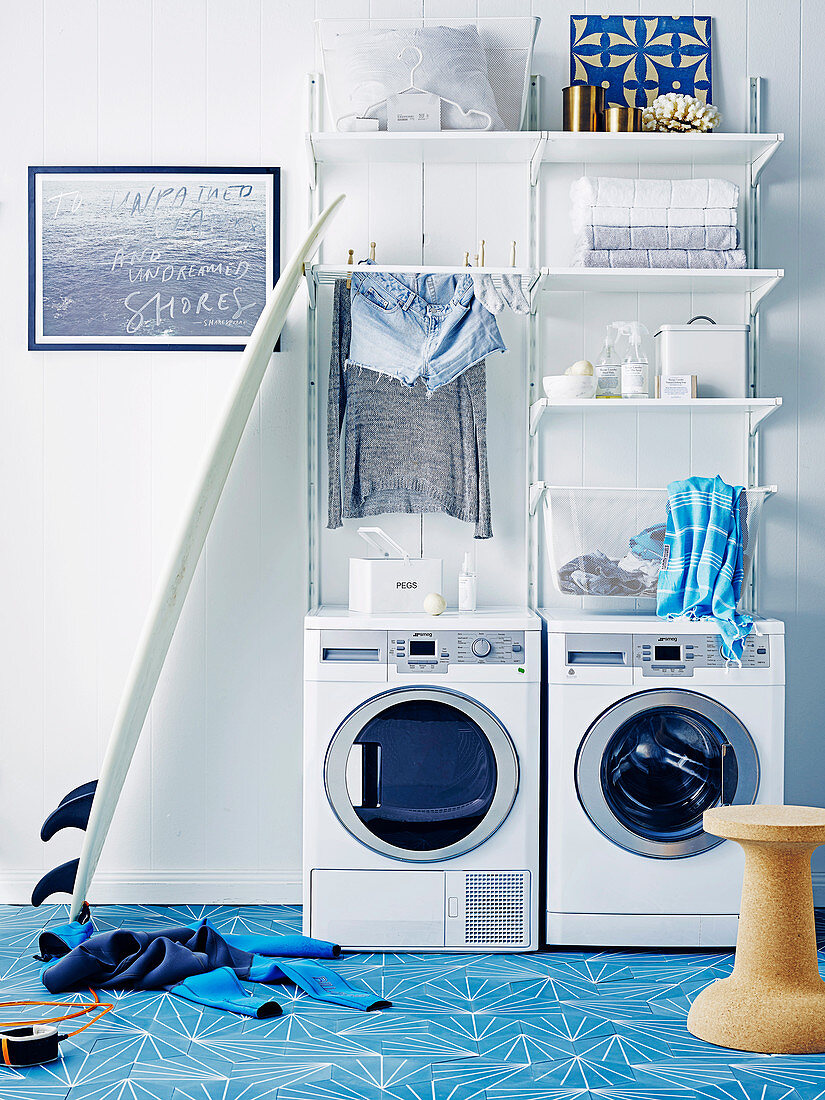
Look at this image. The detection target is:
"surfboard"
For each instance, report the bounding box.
[64,195,344,920]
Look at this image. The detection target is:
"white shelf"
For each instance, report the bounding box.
[538,267,783,308]
[308,131,543,167]
[308,131,783,175]
[529,396,782,435]
[540,131,783,172]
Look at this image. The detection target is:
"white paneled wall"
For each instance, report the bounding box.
[0,0,818,902]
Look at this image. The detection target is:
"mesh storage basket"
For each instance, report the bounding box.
[542,486,772,601]
[317,18,539,132]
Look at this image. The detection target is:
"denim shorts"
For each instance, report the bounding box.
[348,269,505,391]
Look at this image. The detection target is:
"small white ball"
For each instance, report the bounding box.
[423,592,447,616]
[567,359,594,377]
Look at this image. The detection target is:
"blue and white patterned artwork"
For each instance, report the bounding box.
[29,167,280,351]
[571,16,712,108]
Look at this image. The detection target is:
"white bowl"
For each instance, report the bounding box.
[542,374,597,401]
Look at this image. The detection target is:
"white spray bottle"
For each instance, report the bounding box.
[594,323,621,398]
[458,550,478,612]
[617,321,651,399]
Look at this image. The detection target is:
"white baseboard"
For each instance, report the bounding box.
[0,869,302,907]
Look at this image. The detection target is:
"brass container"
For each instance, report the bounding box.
[563,85,604,132]
[604,105,645,132]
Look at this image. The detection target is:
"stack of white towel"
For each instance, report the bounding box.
[570,177,747,269]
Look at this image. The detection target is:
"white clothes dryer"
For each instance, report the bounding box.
[303,607,541,952]
[542,611,785,949]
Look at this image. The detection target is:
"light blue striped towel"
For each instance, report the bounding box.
[656,476,753,661]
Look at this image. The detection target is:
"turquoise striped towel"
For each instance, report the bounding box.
[656,476,753,661]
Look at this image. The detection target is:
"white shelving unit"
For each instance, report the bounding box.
[305,74,783,612]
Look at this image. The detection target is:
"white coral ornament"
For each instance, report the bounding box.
[642,93,721,133]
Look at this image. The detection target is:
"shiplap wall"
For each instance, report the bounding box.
[0,0,818,902]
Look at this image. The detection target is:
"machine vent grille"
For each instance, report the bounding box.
[464,872,527,946]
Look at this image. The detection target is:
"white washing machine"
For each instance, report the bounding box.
[542,611,785,949]
[303,607,541,952]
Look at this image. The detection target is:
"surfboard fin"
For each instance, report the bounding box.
[32,859,80,907]
[40,781,98,841]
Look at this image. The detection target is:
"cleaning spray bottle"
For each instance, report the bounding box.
[594,323,621,398]
[458,551,478,612]
[617,321,651,399]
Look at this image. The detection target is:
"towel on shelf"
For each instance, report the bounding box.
[570,176,740,210]
[572,248,748,269]
[579,225,739,251]
[656,475,753,661]
[572,205,739,233]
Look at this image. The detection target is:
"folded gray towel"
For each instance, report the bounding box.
[573,249,748,269]
[580,225,739,251]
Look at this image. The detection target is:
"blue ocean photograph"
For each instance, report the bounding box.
[32,168,278,349]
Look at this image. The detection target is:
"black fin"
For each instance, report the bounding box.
[31,860,79,907]
[58,780,97,807]
[41,790,96,842]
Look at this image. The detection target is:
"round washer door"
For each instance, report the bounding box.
[576,689,759,859]
[324,687,519,863]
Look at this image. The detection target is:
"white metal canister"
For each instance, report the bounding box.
[654,316,749,398]
[348,527,443,614]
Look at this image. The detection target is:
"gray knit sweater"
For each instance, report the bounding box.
[327,279,492,538]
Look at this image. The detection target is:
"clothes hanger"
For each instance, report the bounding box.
[357,45,493,132]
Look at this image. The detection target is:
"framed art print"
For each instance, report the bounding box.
[570,16,712,108]
[29,166,280,351]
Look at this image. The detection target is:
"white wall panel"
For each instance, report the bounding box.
[0,0,820,900]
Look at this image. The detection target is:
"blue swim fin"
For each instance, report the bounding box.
[275,958,391,1012]
[169,967,281,1018]
[194,920,340,959]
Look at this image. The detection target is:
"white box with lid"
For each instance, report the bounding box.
[348,527,442,614]
[654,316,749,398]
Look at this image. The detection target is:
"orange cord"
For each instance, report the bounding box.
[0,989,113,1038]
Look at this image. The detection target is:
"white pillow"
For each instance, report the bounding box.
[332,25,505,132]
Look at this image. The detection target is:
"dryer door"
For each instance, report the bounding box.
[324,687,519,862]
[576,689,759,859]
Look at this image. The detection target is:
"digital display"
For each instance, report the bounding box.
[409,640,436,656]
[654,644,681,662]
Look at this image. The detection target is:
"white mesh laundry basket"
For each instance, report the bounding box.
[317,18,539,132]
[541,485,772,601]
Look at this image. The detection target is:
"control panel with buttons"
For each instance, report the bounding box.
[391,630,526,673]
[633,633,770,676]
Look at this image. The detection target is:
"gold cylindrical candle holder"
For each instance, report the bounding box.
[604,105,644,132]
[563,85,604,132]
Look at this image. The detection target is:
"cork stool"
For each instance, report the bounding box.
[687,805,825,1054]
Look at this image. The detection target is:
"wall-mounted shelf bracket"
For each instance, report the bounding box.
[304,264,317,310]
[528,482,547,517]
[749,272,783,315]
[529,133,547,186]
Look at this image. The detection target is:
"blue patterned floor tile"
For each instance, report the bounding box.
[632,1058,740,1089]
[4,904,825,1100]
[575,1028,673,1065]
[731,1060,825,1097]
[520,1011,615,1045]
[696,1081,801,1100]
[525,1053,637,1090]
[69,1081,179,1100]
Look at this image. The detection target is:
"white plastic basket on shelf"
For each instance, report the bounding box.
[541,485,773,601]
[316,18,540,133]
